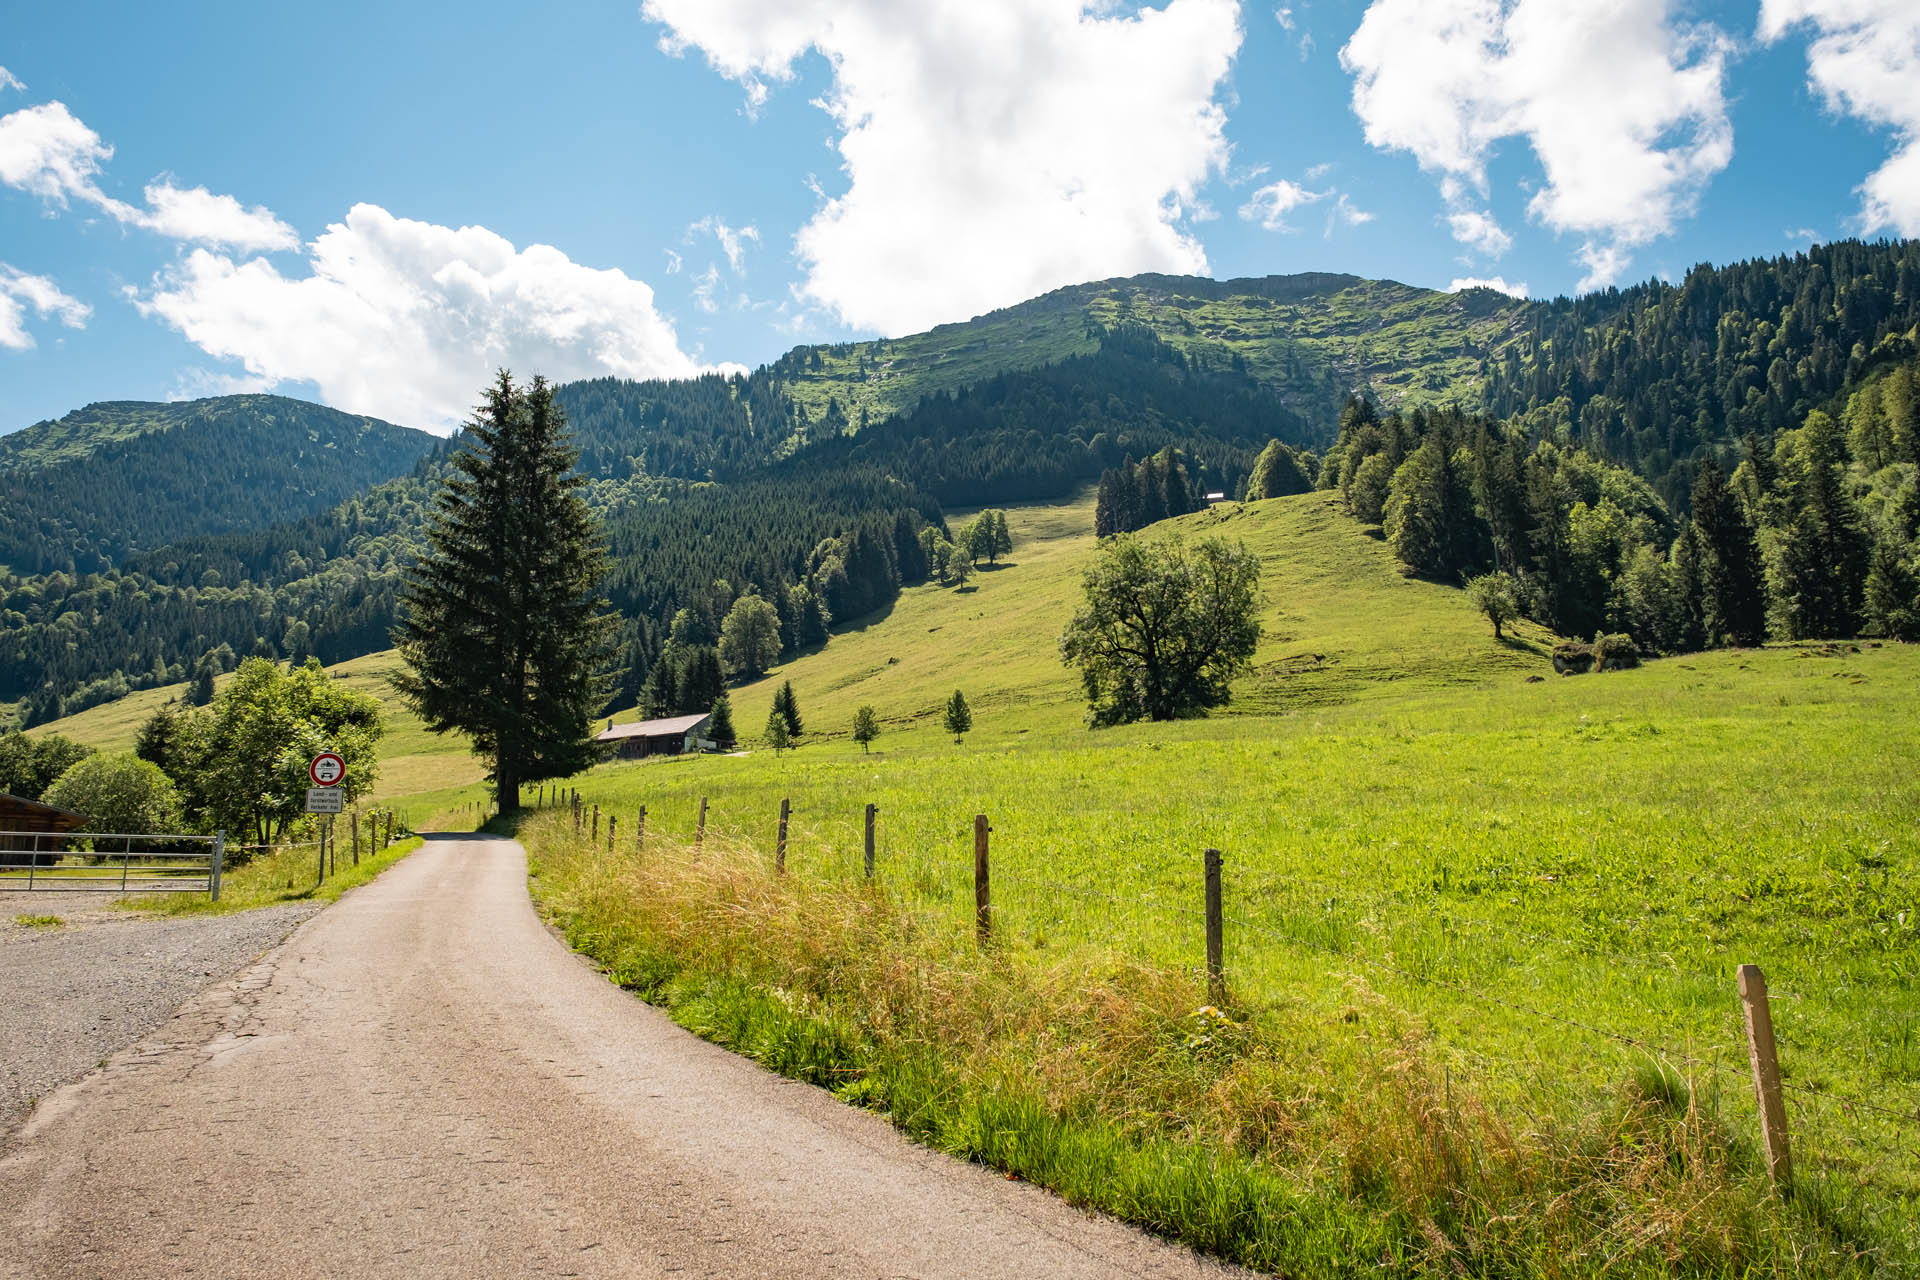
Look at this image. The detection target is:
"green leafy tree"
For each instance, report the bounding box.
[1464,572,1520,640]
[43,753,182,834]
[134,703,187,775]
[943,690,973,744]
[851,704,879,752]
[989,511,1013,563]
[1059,535,1262,726]
[186,658,382,846]
[0,732,94,802]
[392,372,615,811]
[719,593,783,678]
[708,692,736,749]
[771,679,804,737]
[765,704,791,754]
[1244,439,1313,500]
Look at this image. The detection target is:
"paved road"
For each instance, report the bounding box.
[0,835,1243,1279]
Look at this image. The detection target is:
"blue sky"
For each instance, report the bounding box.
[2,1,1915,433]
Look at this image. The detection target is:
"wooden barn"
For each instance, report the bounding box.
[594,712,715,760]
[0,791,87,868]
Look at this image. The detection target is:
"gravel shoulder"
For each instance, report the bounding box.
[0,896,321,1134]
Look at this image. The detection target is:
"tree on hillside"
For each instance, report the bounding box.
[1244,439,1313,500]
[851,704,879,753]
[1059,535,1262,726]
[1690,458,1767,646]
[765,704,791,754]
[392,372,615,811]
[772,679,804,738]
[943,690,973,744]
[989,511,1013,563]
[708,692,736,749]
[1465,573,1519,640]
[0,732,94,803]
[43,753,181,834]
[719,594,782,677]
[188,659,217,707]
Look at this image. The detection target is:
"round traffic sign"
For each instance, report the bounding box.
[309,752,347,787]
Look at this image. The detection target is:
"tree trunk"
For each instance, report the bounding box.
[496,763,520,815]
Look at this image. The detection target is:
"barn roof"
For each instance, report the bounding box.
[595,713,711,742]
[0,791,88,832]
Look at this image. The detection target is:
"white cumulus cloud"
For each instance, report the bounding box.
[1341,0,1732,290]
[0,100,300,250]
[643,0,1241,335]
[1448,275,1529,297]
[0,67,24,94]
[1446,208,1513,257]
[1239,179,1329,231]
[1760,0,1920,237]
[0,264,91,350]
[136,203,714,431]
[140,179,300,253]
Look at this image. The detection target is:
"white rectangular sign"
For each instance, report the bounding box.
[305,786,345,813]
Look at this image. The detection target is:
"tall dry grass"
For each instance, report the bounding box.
[527,811,1888,1277]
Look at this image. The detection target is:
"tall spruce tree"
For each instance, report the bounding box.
[392,372,615,811]
[1690,458,1768,646]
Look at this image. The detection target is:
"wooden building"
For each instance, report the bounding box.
[0,791,87,867]
[594,712,715,760]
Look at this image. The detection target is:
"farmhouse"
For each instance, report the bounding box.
[594,712,714,760]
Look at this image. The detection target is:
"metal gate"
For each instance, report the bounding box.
[0,832,226,900]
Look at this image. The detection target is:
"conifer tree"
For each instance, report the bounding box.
[772,679,803,737]
[943,689,972,744]
[765,704,791,754]
[392,372,615,812]
[1690,458,1768,646]
[708,692,736,749]
[990,511,1013,562]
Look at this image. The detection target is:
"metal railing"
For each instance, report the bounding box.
[0,831,226,900]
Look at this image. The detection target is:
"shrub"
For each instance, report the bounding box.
[42,753,182,833]
[1595,633,1642,670]
[1551,642,1596,675]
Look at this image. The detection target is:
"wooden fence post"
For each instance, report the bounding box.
[776,798,790,873]
[608,816,616,853]
[1738,964,1793,1192]
[637,806,646,849]
[592,805,599,842]
[974,815,991,942]
[697,796,708,848]
[351,810,361,867]
[864,803,877,880]
[1204,847,1224,1004]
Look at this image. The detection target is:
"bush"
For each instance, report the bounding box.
[42,753,182,833]
[1551,642,1596,675]
[1595,633,1642,670]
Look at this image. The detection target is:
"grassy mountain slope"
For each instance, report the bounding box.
[0,395,436,574]
[681,487,1556,745]
[773,274,1532,439]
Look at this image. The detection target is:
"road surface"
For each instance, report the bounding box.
[0,834,1244,1279]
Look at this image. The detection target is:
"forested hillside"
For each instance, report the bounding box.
[1482,239,1920,509]
[5,244,1918,729]
[0,396,436,575]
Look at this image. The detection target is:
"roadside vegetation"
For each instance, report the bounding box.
[124,833,424,918]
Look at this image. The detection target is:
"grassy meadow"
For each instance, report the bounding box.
[519,492,1917,1274]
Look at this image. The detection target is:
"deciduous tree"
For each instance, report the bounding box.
[1059,535,1262,726]
[851,704,879,752]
